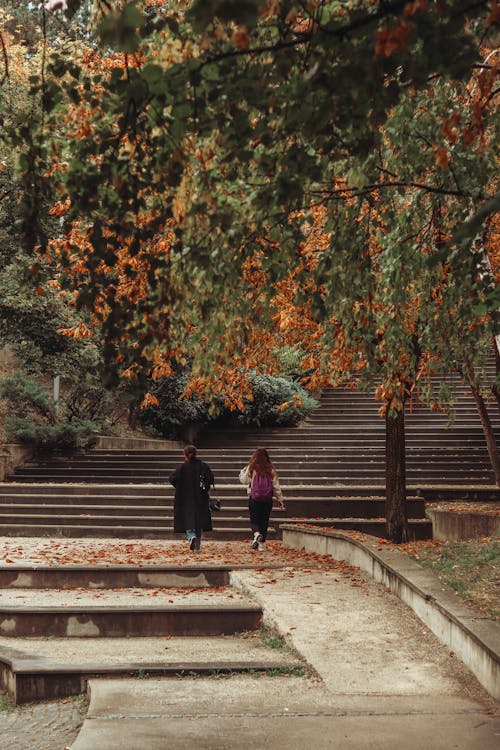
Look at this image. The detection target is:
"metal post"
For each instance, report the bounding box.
[53,375,60,416]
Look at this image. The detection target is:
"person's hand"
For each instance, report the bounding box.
[278,500,285,510]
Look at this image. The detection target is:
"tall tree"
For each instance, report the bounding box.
[3,0,498,538]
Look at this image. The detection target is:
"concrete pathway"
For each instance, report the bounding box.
[69,554,499,749]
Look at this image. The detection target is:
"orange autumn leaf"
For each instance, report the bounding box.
[434,147,450,168]
[487,0,500,25]
[375,19,411,57]
[140,392,160,409]
[232,26,250,50]
[57,322,93,339]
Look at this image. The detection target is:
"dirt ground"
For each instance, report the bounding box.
[399,536,499,620]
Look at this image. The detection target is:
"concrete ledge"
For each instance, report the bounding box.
[94,436,181,451]
[281,524,500,700]
[426,509,500,541]
[0,443,33,481]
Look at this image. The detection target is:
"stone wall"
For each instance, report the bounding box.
[426,509,500,541]
[0,443,33,481]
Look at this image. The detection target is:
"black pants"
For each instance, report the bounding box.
[248,499,273,541]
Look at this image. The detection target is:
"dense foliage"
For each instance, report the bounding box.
[139,367,317,438]
[1,1,498,537]
[0,373,100,451]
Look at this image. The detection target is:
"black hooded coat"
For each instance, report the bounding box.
[169,457,214,533]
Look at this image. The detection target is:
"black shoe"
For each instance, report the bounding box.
[189,536,197,551]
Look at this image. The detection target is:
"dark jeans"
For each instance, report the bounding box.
[248,499,273,541]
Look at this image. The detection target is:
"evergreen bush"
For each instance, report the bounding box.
[139,368,317,438]
[0,373,99,452]
[237,375,317,427]
[139,367,210,440]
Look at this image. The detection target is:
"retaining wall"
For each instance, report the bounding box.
[427,509,500,541]
[0,444,33,482]
[282,524,500,701]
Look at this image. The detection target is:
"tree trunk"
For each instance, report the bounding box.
[385,404,409,543]
[493,340,500,414]
[463,355,500,486]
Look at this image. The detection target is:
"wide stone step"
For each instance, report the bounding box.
[0,511,254,528]
[0,565,232,589]
[0,586,262,637]
[85,445,493,455]
[0,635,303,704]
[197,428,494,438]
[196,438,493,448]
[419,487,500,501]
[0,524,275,539]
[8,466,495,482]
[5,475,493,488]
[0,483,388,497]
[0,499,427,519]
[0,494,169,505]
[0,483,170,496]
[23,456,494,471]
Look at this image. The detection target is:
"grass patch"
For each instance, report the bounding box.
[408,538,499,619]
[0,692,9,711]
[264,665,307,677]
[259,628,287,650]
[236,626,287,650]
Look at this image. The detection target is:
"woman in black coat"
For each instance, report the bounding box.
[169,445,214,551]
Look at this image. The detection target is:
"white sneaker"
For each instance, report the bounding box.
[251,532,262,550]
[257,542,266,551]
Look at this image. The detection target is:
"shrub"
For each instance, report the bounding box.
[0,372,99,452]
[237,375,317,427]
[276,346,308,381]
[5,417,96,451]
[139,367,210,440]
[139,368,317,438]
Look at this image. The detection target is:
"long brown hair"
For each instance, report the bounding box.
[248,448,275,478]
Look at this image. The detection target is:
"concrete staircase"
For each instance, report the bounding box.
[0,562,310,705]
[1,371,498,540]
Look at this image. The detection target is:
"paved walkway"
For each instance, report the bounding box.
[0,539,498,749]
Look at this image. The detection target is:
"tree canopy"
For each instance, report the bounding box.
[1,0,499,539]
[1,0,498,401]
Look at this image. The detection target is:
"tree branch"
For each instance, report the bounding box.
[313,180,484,200]
[0,29,9,85]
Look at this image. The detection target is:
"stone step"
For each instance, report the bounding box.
[0,565,232,589]
[0,511,255,528]
[8,463,495,478]
[2,470,494,496]
[0,483,392,497]
[0,516,432,540]
[6,473,494,487]
[0,524,277,539]
[0,633,302,705]
[24,456,494,470]
[195,438,493,448]
[10,468,491,478]
[0,499,427,519]
[85,445,494,456]
[0,586,263,637]
[196,427,495,437]
[418,487,500,501]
